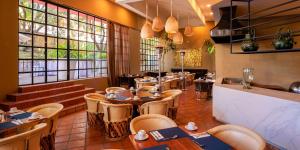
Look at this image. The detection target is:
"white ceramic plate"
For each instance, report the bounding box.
[134,134,149,141]
[185,125,198,131]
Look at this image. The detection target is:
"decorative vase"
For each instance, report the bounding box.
[241,34,259,52]
[273,39,294,50]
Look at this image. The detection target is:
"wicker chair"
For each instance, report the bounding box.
[84,93,107,128]
[105,87,126,94]
[130,114,177,134]
[101,102,133,140]
[0,123,47,150]
[140,100,169,116]
[207,125,266,150]
[161,90,183,119]
[27,103,63,150]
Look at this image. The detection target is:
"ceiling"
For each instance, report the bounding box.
[115,0,221,28]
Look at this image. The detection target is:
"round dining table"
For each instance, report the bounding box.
[105,90,162,117]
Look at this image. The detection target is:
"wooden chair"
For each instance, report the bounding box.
[105,87,126,94]
[84,93,107,128]
[0,123,47,150]
[170,78,180,89]
[207,124,266,150]
[27,103,63,150]
[162,80,171,91]
[161,90,183,119]
[101,102,133,140]
[130,114,177,134]
[134,78,156,89]
[140,100,169,116]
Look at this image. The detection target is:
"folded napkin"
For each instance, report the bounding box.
[143,144,169,150]
[150,127,189,142]
[8,112,32,120]
[0,122,17,130]
[190,134,232,150]
[116,95,130,100]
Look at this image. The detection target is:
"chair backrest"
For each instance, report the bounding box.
[27,103,63,135]
[136,86,155,92]
[101,102,132,122]
[140,100,169,116]
[207,125,266,150]
[105,87,126,94]
[84,93,106,114]
[130,114,177,134]
[162,80,171,91]
[161,90,182,108]
[0,123,47,150]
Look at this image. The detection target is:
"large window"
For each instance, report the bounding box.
[140,38,159,72]
[18,0,108,85]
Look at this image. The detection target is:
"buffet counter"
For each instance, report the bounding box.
[213,83,300,150]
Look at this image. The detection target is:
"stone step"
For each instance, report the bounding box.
[18,81,75,93]
[0,88,95,111]
[7,84,85,102]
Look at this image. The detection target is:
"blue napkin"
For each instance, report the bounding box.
[0,122,17,130]
[116,95,130,100]
[143,144,169,150]
[151,127,189,142]
[9,112,32,120]
[190,134,232,150]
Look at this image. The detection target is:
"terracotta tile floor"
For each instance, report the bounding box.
[55,85,222,150]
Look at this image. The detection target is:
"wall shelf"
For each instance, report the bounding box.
[230,0,300,54]
[231,48,300,54]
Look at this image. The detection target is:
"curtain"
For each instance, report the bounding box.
[108,23,130,86]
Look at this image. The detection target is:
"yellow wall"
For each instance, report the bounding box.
[0,0,19,99]
[50,0,141,29]
[0,0,140,100]
[215,43,300,89]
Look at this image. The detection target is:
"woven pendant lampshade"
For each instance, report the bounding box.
[165,0,178,33]
[184,25,193,36]
[141,21,154,39]
[173,31,183,45]
[152,0,164,32]
[141,0,154,39]
[184,16,193,36]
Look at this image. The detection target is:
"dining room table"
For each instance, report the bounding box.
[0,110,45,138]
[105,89,163,117]
[129,126,232,150]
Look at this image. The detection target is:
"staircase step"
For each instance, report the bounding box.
[7,84,85,102]
[0,88,95,111]
[60,103,86,117]
[18,81,75,93]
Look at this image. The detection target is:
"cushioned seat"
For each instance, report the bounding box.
[0,123,47,150]
[130,114,177,134]
[207,124,266,150]
[101,102,133,140]
[27,103,63,150]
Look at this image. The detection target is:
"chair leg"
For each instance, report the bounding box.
[87,112,104,128]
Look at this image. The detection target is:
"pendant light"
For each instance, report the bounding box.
[141,0,154,39]
[184,16,193,36]
[173,13,183,45]
[152,0,164,32]
[165,0,178,34]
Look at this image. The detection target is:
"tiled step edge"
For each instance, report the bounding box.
[18,81,75,93]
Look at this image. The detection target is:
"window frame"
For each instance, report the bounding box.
[140,38,159,72]
[18,0,108,85]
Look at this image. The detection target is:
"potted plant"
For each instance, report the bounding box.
[273,27,296,50]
